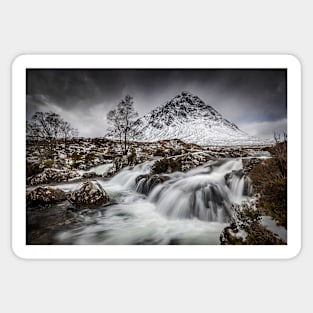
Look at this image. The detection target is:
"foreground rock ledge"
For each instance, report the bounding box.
[67,180,109,208]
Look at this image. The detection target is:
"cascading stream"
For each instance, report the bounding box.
[55,159,252,245]
[136,159,249,222]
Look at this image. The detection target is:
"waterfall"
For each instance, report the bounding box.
[229,174,245,203]
[55,158,253,245]
[110,161,154,189]
[97,158,250,223]
[132,159,251,223]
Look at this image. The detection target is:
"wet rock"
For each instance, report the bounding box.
[67,180,109,208]
[224,170,243,188]
[220,227,244,245]
[27,168,81,185]
[135,174,150,185]
[27,186,66,207]
[224,170,253,197]
[136,174,170,195]
[82,171,98,179]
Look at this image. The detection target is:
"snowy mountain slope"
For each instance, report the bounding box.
[131,91,269,146]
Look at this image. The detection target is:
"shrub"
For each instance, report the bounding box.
[220,203,285,245]
[250,140,287,227]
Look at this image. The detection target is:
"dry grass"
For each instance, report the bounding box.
[250,141,287,227]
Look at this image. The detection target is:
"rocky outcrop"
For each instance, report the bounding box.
[67,181,109,208]
[27,168,81,185]
[27,186,66,207]
[179,153,210,172]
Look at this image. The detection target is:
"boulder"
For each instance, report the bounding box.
[27,168,81,185]
[136,174,170,195]
[27,186,66,207]
[67,180,109,208]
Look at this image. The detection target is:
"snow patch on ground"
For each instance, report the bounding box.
[260,216,287,243]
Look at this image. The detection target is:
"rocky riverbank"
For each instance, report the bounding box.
[26,180,111,244]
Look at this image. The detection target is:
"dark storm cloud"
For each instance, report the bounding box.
[27,69,126,107]
[26,69,287,138]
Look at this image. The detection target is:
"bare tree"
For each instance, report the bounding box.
[107,95,139,155]
[27,112,79,157]
[273,131,281,143]
[272,131,287,178]
[107,109,123,145]
[60,120,78,151]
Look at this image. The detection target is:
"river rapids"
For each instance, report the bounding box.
[55,159,252,245]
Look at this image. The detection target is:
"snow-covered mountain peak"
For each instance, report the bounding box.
[108,92,270,146]
[135,91,240,134]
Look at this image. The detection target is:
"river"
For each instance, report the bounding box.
[53,158,251,245]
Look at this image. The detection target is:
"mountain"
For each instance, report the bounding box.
[131,91,268,146]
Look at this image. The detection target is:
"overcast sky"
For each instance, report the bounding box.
[26,69,287,139]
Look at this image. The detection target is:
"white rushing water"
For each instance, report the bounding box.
[55,159,251,245]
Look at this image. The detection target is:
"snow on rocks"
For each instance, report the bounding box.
[27,186,67,207]
[67,180,109,208]
[27,168,81,186]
